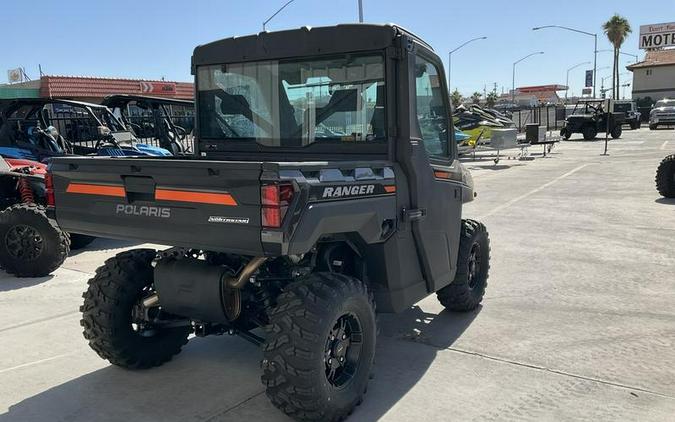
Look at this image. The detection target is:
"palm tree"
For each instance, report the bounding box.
[471,91,482,104]
[603,15,632,100]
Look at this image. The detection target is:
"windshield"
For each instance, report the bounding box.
[197,53,385,147]
[613,103,631,112]
[655,100,673,108]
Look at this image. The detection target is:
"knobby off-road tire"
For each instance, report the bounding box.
[262,272,376,422]
[560,128,572,140]
[656,154,675,198]
[582,125,597,140]
[610,125,622,139]
[0,203,69,277]
[437,219,490,311]
[69,233,96,250]
[80,249,190,369]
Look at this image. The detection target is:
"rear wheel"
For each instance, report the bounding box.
[0,203,69,277]
[610,125,622,139]
[656,154,675,198]
[80,249,191,369]
[437,219,490,311]
[560,127,571,140]
[582,125,597,140]
[262,272,376,421]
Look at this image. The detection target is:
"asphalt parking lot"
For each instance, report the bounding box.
[1,127,674,421]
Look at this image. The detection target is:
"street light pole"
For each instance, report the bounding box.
[512,51,544,105]
[565,61,591,102]
[447,36,487,93]
[533,25,598,98]
[262,0,295,31]
[358,0,363,22]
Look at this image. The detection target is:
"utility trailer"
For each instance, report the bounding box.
[49,24,491,421]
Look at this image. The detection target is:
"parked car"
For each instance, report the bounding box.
[649,98,675,130]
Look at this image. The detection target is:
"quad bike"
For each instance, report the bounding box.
[656,154,675,198]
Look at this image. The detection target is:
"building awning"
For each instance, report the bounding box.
[39,75,194,100]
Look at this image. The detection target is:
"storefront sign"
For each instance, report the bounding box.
[139,81,177,94]
[640,22,675,49]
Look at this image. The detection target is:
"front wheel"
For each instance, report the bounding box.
[582,125,597,140]
[80,249,191,369]
[656,154,675,198]
[262,272,376,421]
[0,203,69,277]
[437,219,490,311]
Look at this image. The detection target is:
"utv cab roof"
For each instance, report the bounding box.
[102,95,194,108]
[192,23,432,70]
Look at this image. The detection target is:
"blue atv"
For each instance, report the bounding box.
[0,98,171,163]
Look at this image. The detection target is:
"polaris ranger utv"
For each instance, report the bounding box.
[49,24,490,421]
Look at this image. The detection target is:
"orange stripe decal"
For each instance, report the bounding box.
[434,171,451,179]
[66,183,126,197]
[155,189,237,206]
[384,185,397,193]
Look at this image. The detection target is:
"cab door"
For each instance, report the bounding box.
[397,46,463,293]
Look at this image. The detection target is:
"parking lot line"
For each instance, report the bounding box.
[0,311,79,334]
[477,164,590,220]
[0,353,76,375]
[661,140,669,150]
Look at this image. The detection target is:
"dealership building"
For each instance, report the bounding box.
[0,75,193,102]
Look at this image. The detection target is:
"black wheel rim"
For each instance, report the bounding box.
[467,242,482,289]
[324,312,363,388]
[5,224,44,261]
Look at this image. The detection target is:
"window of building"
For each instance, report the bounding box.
[646,69,653,76]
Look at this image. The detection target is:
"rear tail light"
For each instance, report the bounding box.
[45,172,55,207]
[261,182,294,228]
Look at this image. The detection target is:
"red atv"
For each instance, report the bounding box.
[0,157,92,277]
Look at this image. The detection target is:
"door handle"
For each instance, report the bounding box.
[403,208,426,222]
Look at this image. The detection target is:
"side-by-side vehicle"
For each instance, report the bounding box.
[48,25,491,421]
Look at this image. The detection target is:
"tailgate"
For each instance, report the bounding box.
[50,157,264,255]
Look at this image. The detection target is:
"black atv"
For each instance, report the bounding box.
[560,99,624,141]
[656,154,675,198]
[49,24,491,421]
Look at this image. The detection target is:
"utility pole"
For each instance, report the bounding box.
[358,0,363,22]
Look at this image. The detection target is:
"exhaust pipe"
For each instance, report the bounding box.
[225,256,268,289]
[143,256,267,309]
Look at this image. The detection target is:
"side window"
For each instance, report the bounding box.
[414,56,450,158]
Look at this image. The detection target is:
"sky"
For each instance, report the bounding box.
[2,0,673,97]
